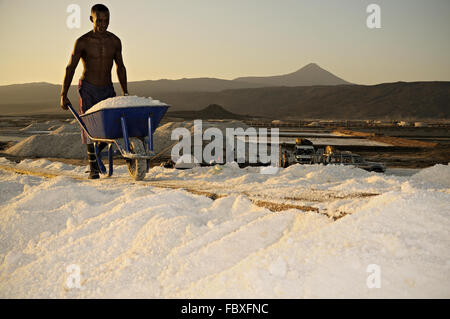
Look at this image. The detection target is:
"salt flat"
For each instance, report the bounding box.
[0,158,449,298]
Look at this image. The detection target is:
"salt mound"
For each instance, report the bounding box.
[20,122,54,132]
[44,120,63,126]
[6,120,252,160]
[20,120,65,132]
[52,123,81,134]
[152,120,251,158]
[410,164,450,189]
[84,96,168,115]
[6,133,86,159]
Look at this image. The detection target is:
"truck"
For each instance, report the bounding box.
[293,138,315,164]
[279,142,385,172]
[278,138,315,166]
[320,147,386,173]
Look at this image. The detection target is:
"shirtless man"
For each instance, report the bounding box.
[60,4,128,179]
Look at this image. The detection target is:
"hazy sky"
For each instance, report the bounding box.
[0,0,449,86]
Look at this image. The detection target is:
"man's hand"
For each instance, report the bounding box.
[60,95,71,110]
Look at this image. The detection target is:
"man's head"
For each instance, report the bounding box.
[90,4,110,33]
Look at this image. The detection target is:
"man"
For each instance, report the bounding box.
[60,4,128,179]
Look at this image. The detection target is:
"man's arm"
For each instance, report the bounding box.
[114,38,128,95]
[60,38,83,110]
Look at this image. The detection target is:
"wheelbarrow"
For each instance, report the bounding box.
[67,103,169,180]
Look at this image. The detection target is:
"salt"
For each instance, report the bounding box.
[84,96,168,115]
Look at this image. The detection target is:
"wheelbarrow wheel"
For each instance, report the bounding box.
[126,138,147,181]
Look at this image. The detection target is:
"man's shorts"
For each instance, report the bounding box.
[78,79,116,144]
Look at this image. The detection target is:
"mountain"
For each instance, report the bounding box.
[1,81,449,119]
[233,63,350,86]
[0,67,448,119]
[0,82,61,104]
[167,104,252,120]
[155,81,450,119]
[128,78,264,93]
[0,80,252,116]
[0,79,265,115]
[0,63,350,113]
[0,82,63,115]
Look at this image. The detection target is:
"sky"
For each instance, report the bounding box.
[0,0,449,86]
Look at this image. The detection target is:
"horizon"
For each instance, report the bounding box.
[1,0,449,86]
[2,61,450,87]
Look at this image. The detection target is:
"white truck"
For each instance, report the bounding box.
[279,138,315,166]
[320,150,386,173]
[293,138,315,164]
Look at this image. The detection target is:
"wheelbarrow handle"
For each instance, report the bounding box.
[67,103,91,137]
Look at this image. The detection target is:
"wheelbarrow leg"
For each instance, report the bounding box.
[147,116,153,172]
[94,142,107,174]
[120,116,130,153]
[108,143,114,177]
[147,116,153,151]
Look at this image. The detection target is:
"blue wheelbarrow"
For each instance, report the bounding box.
[68,103,169,180]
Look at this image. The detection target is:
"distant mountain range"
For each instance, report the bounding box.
[0,64,448,119]
[158,81,450,119]
[234,63,350,86]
